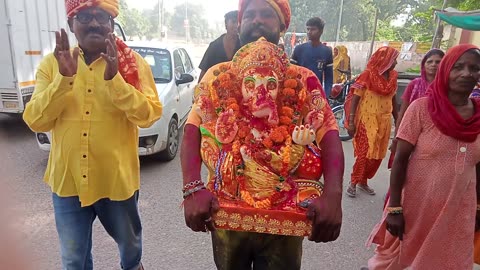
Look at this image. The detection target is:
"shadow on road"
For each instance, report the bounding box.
[139,129,184,170]
[0,114,33,141]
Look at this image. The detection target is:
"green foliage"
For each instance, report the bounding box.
[141,4,159,40]
[116,0,478,42]
[290,0,478,43]
[290,0,416,42]
[446,0,480,10]
[406,65,421,73]
[169,3,210,39]
[117,0,150,39]
[117,0,209,40]
[375,0,480,42]
[376,21,399,41]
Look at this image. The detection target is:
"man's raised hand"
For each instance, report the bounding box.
[54,28,79,77]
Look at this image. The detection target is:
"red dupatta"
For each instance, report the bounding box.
[352,46,399,96]
[116,38,141,91]
[344,47,399,129]
[427,44,480,142]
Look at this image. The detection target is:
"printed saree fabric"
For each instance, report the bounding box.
[194,38,338,236]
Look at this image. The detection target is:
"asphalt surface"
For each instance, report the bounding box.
[0,43,396,270]
[0,112,395,270]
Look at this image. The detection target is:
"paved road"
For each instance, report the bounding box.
[0,112,394,270]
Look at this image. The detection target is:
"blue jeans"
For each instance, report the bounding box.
[52,192,142,270]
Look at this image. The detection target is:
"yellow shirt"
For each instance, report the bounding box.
[23,50,163,206]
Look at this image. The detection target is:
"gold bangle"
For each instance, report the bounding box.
[386,206,403,215]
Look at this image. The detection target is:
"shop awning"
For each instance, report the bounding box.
[436,8,480,31]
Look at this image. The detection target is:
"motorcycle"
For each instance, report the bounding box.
[328,70,356,141]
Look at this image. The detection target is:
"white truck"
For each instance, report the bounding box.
[0,0,125,115]
[0,0,71,114]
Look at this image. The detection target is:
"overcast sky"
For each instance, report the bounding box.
[126,0,239,26]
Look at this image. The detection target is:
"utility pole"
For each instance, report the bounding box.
[185,0,189,44]
[158,0,162,40]
[367,8,379,63]
[334,0,345,46]
[432,0,448,49]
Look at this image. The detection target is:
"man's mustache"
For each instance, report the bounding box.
[86,27,103,35]
[247,24,267,35]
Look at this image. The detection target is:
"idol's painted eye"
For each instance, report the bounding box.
[267,79,277,90]
[244,77,255,90]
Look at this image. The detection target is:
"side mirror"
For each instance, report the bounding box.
[176,73,194,86]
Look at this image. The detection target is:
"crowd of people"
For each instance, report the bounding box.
[12,0,480,269]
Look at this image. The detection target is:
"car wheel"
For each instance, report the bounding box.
[158,117,179,161]
[332,105,352,141]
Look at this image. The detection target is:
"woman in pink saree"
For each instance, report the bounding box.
[367,44,480,269]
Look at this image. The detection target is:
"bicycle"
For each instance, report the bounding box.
[328,70,356,141]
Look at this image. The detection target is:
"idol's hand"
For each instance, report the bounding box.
[292,125,316,145]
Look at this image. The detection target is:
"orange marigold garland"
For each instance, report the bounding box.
[281,135,292,177]
[282,88,296,97]
[279,116,292,126]
[281,106,294,118]
[209,64,311,208]
[286,67,298,79]
[209,80,220,113]
[284,79,298,89]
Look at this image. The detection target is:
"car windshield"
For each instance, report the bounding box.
[132,47,172,84]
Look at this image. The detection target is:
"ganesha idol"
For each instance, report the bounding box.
[194,38,333,237]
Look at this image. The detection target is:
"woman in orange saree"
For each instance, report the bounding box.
[345,47,399,197]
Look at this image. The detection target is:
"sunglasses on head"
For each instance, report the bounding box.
[74,12,112,24]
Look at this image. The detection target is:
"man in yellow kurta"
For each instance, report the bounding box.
[23,1,162,269]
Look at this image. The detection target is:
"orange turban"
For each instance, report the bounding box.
[66,0,119,18]
[238,0,291,29]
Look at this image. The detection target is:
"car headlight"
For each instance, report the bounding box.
[139,135,158,148]
[37,133,50,144]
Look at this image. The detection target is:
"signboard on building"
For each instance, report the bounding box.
[388,41,403,52]
[416,43,431,53]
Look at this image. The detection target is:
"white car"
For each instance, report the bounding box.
[36,42,198,161]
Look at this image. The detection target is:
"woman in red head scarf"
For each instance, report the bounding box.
[345,46,399,197]
[366,44,480,270]
[382,49,445,208]
[388,49,444,168]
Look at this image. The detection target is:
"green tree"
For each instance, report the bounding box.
[389,0,480,42]
[376,21,400,41]
[289,0,417,41]
[142,3,160,40]
[169,3,209,40]
[446,0,480,10]
[117,0,150,39]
